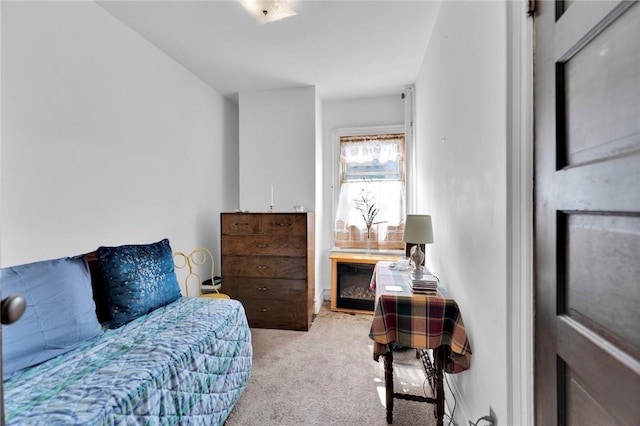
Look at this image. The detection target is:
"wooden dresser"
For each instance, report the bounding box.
[220,212,315,331]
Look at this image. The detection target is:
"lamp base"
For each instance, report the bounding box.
[409,245,425,274]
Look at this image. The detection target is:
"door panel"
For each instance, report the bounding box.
[565,366,618,426]
[565,213,640,350]
[562,5,640,166]
[534,1,640,425]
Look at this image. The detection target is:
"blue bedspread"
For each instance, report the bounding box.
[4,297,252,426]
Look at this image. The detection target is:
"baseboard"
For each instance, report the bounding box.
[322,288,331,301]
[444,374,471,426]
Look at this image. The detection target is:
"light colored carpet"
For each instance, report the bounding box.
[225,303,438,426]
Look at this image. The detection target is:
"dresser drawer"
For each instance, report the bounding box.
[262,214,307,235]
[221,235,306,257]
[240,298,308,330]
[221,214,262,235]
[222,256,307,279]
[223,277,306,300]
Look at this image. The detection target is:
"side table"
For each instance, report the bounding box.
[369,262,472,425]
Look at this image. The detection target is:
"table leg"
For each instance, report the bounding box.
[383,346,447,425]
[384,350,394,424]
[434,346,448,426]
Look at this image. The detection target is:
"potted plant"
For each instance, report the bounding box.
[354,187,385,252]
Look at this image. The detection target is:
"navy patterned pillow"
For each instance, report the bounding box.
[95,238,181,329]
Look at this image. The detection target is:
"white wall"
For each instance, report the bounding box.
[319,95,405,298]
[238,87,316,213]
[0,1,239,295]
[238,86,321,309]
[414,1,508,423]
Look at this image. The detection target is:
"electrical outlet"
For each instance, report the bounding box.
[489,406,497,426]
[469,407,497,426]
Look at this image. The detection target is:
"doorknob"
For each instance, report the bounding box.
[1,294,26,325]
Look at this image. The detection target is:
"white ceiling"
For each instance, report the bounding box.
[98,1,442,102]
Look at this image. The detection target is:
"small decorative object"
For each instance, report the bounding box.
[396,257,410,271]
[402,214,434,275]
[294,205,306,212]
[354,187,385,253]
[269,184,274,213]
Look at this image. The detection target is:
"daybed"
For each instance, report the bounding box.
[2,238,252,425]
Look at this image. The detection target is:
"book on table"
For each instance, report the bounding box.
[409,273,439,293]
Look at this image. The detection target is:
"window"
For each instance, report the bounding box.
[333,128,406,251]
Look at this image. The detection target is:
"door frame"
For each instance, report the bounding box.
[506,1,534,425]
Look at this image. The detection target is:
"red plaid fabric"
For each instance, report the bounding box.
[369,262,472,374]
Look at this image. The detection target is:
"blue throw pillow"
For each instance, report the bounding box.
[95,238,181,329]
[1,255,102,378]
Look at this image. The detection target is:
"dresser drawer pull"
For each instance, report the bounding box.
[257,286,270,291]
[257,308,270,313]
[255,244,270,248]
[276,222,292,227]
[257,265,269,269]
[235,222,250,226]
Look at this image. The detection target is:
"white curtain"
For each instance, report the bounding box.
[335,181,405,242]
[340,140,400,165]
[335,135,405,247]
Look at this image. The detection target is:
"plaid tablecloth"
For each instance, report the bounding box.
[369,262,472,374]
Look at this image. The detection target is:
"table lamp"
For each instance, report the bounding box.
[402,214,434,274]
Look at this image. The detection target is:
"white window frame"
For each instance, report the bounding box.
[331,124,411,253]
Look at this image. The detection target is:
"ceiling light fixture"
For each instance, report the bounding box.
[239,0,297,25]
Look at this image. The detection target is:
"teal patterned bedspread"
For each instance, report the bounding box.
[4,297,252,425]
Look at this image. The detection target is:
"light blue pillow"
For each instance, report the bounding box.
[95,238,181,329]
[1,255,102,378]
